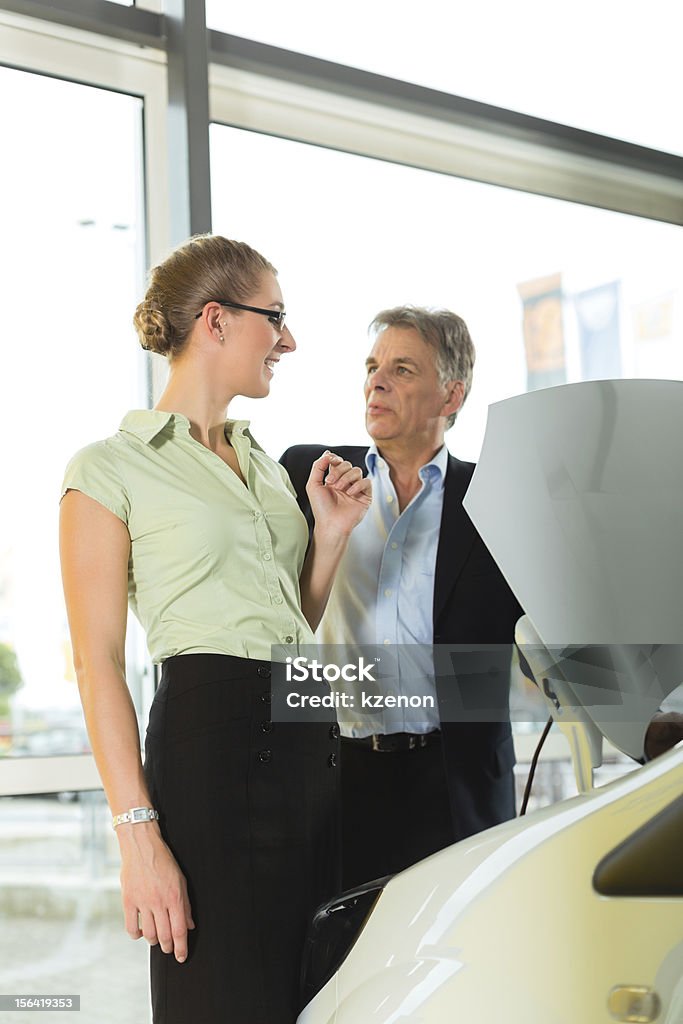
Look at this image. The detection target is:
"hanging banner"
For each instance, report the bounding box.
[517,272,566,391]
[575,280,621,380]
[632,291,676,377]
[633,292,674,343]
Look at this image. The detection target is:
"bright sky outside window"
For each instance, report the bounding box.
[0,67,147,745]
[210,124,683,461]
[206,0,683,155]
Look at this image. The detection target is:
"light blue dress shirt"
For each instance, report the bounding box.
[317,444,448,736]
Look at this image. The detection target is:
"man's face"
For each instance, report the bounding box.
[363,326,462,444]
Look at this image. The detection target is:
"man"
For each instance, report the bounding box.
[281,306,523,888]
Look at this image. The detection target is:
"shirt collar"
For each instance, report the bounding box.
[119,409,252,445]
[119,409,180,443]
[366,443,448,486]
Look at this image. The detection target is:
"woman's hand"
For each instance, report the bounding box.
[305,451,372,537]
[299,453,372,628]
[119,825,195,963]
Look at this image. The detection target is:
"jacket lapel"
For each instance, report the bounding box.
[345,447,369,472]
[433,455,478,628]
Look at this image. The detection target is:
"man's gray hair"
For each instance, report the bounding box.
[369,306,476,429]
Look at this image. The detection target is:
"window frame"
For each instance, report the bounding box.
[0,9,167,796]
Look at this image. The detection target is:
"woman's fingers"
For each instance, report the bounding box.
[344,477,372,501]
[168,900,191,963]
[124,902,143,941]
[184,883,196,931]
[326,462,363,489]
[139,908,159,946]
[306,451,339,487]
[128,903,189,962]
[154,907,175,956]
[120,838,194,963]
[308,453,371,510]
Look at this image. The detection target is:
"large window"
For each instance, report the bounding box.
[210,124,683,462]
[0,60,151,1023]
[206,0,683,155]
[0,66,148,760]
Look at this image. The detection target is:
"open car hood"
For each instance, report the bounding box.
[463,379,683,761]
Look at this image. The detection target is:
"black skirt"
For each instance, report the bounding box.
[143,653,340,1024]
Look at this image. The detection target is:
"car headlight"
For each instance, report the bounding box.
[300,877,388,1008]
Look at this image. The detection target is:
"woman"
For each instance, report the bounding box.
[59,235,371,1023]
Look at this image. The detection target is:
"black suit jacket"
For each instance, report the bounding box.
[280,444,524,840]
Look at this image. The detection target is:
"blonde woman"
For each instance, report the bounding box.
[59,235,371,1023]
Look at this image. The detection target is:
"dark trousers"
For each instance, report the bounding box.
[340,734,455,890]
[143,654,340,1024]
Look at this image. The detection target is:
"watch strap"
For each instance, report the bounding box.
[112,806,159,829]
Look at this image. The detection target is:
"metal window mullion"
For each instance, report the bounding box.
[2,0,681,191]
[163,0,211,242]
[0,0,162,47]
[206,31,683,186]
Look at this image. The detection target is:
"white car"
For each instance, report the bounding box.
[299,743,682,1023]
[298,381,683,1024]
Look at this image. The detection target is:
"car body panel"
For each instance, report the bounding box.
[300,741,683,1022]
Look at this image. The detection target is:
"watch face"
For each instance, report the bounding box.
[131,808,149,822]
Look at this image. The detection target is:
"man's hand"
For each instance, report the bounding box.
[305,451,372,536]
[644,711,683,761]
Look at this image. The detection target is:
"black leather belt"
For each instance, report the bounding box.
[342,730,440,753]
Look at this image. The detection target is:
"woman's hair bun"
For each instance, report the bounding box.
[133,234,275,359]
[133,299,176,356]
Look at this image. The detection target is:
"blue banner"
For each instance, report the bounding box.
[575,280,621,380]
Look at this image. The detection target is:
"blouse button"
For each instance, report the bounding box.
[274,596,283,605]
[263,552,272,561]
[284,635,294,644]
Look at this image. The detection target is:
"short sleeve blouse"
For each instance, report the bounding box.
[61,410,315,662]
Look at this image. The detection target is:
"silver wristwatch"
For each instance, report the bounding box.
[111,806,159,829]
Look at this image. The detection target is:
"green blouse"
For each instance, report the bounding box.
[61,410,315,663]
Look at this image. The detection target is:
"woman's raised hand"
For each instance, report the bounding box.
[305,451,372,536]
